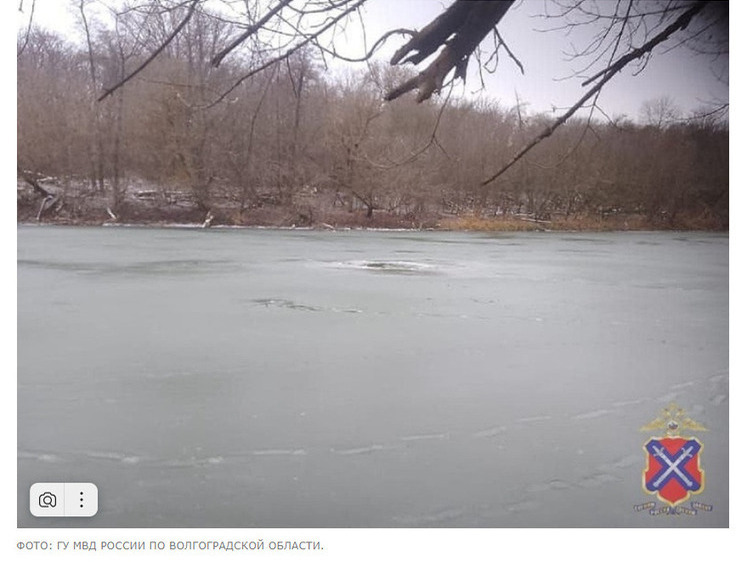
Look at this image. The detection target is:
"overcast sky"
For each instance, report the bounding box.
[16,0,731,121]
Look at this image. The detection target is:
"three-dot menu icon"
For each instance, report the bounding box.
[30,483,98,517]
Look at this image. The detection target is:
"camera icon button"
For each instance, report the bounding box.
[29,483,64,517]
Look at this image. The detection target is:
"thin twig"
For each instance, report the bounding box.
[481,0,708,186]
[365,81,454,170]
[211,0,293,67]
[581,1,706,87]
[200,0,368,109]
[17,0,36,57]
[98,0,201,101]
[319,28,416,63]
[496,30,524,74]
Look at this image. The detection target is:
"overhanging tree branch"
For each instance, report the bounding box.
[480,0,709,187]
[386,0,514,102]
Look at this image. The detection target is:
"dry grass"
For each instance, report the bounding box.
[439,213,727,232]
[440,216,543,232]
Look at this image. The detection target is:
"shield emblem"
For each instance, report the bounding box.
[643,436,704,506]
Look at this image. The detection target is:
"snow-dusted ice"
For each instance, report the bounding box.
[17,227,728,527]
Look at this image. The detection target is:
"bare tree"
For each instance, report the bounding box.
[86,0,726,188]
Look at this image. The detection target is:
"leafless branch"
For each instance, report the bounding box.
[98,0,201,101]
[211,0,293,67]
[316,28,416,63]
[16,0,36,58]
[496,30,524,74]
[17,167,53,198]
[368,81,455,170]
[481,0,708,186]
[386,0,514,103]
[200,0,368,109]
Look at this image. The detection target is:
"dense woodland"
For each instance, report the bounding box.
[17,8,728,230]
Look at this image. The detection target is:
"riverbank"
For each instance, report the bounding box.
[17,212,728,232]
[17,179,727,232]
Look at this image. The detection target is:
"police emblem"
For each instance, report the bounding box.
[636,403,712,516]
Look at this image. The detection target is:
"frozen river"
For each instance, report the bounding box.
[17,226,728,527]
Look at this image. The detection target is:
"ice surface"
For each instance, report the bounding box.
[18,227,728,527]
